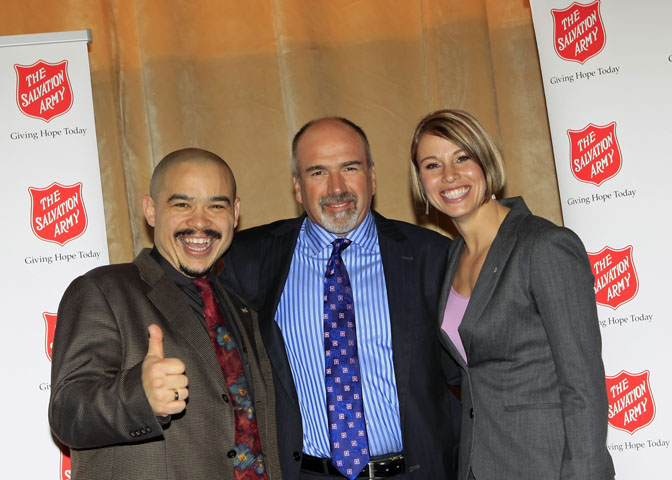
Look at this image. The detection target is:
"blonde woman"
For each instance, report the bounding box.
[410,110,614,480]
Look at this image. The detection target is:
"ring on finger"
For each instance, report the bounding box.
[173,389,179,401]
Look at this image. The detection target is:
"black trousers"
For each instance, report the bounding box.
[299,472,408,480]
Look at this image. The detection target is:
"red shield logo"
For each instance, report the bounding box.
[60,447,72,480]
[43,312,57,362]
[606,370,655,434]
[15,60,73,122]
[587,246,638,309]
[567,122,622,186]
[29,182,88,246]
[552,1,606,64]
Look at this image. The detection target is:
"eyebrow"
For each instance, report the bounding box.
[419,148,467,163]
[166,194,231,204]
[167,194,194,202]
[304,160,364,173]
[210,196,232,204]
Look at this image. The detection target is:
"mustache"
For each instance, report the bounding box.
[174,228,222,240]
[319,192,357,207]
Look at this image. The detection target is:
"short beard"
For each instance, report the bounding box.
[319,193,359,234]
[179,263,210,278]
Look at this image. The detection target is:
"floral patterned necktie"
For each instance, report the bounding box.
[193,278,267,480]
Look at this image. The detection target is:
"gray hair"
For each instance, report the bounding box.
[291,116,373,177]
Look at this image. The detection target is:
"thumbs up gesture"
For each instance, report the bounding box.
[142,324,189,416]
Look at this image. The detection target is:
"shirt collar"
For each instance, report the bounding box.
[302,211,378,254]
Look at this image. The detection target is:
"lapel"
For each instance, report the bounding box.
[135,250,228,392]
[438,239,469,369]
[214,279,268,405]
[458,197,530,355]
[258,216,304,408]
[373,212,413,406]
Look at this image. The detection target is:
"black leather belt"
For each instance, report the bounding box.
[301,453,405,478]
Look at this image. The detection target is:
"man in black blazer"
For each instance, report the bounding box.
[222,118,460,479]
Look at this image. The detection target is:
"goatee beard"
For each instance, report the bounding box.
[179,263,210,278]
[174,228,222,277]
[319,192,359,234]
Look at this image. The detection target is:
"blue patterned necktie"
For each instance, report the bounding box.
[323,238,370,480]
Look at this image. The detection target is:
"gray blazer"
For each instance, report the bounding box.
[439,197,614,480]
[49,249,280,480]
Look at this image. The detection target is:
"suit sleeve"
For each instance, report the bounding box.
[530,226,612,480]
[49,275,163,449]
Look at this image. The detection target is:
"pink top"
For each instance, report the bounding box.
[441,287,469,363]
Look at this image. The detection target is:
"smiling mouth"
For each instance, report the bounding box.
[320,193,357,210]
[325,201,351,209]
[180,236,213,252]
[441,186,470,200]
[175,229,221,254]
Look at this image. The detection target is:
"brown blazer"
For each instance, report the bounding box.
[49,249,280,480]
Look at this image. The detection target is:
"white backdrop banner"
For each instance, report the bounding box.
[0,30,109,479]
[530,1,672,478]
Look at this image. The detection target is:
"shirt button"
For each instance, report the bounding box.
[470,408,475,418]
[293,452,301,461]
[222,394,229,403]
[227,449,237,458]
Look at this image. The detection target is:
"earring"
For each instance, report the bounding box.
[425,199,430,215]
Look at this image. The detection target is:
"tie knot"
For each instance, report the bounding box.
[192,277,212,295]
[331,238,351,256]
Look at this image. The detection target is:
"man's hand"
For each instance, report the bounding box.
[142,324,189,416]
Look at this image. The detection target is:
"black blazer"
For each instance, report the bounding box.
[221,211,461,480]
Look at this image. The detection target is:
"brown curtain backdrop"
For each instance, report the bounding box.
[3,0,560,264]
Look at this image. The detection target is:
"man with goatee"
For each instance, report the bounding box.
[49,148,280,480]
[222,118,461,480]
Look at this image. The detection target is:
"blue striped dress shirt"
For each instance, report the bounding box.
[275,212,403,458]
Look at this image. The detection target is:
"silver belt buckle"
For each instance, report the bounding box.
[368,459,376,480]
[368,454,403,479]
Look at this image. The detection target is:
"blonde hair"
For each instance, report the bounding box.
[409,109,505,204]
